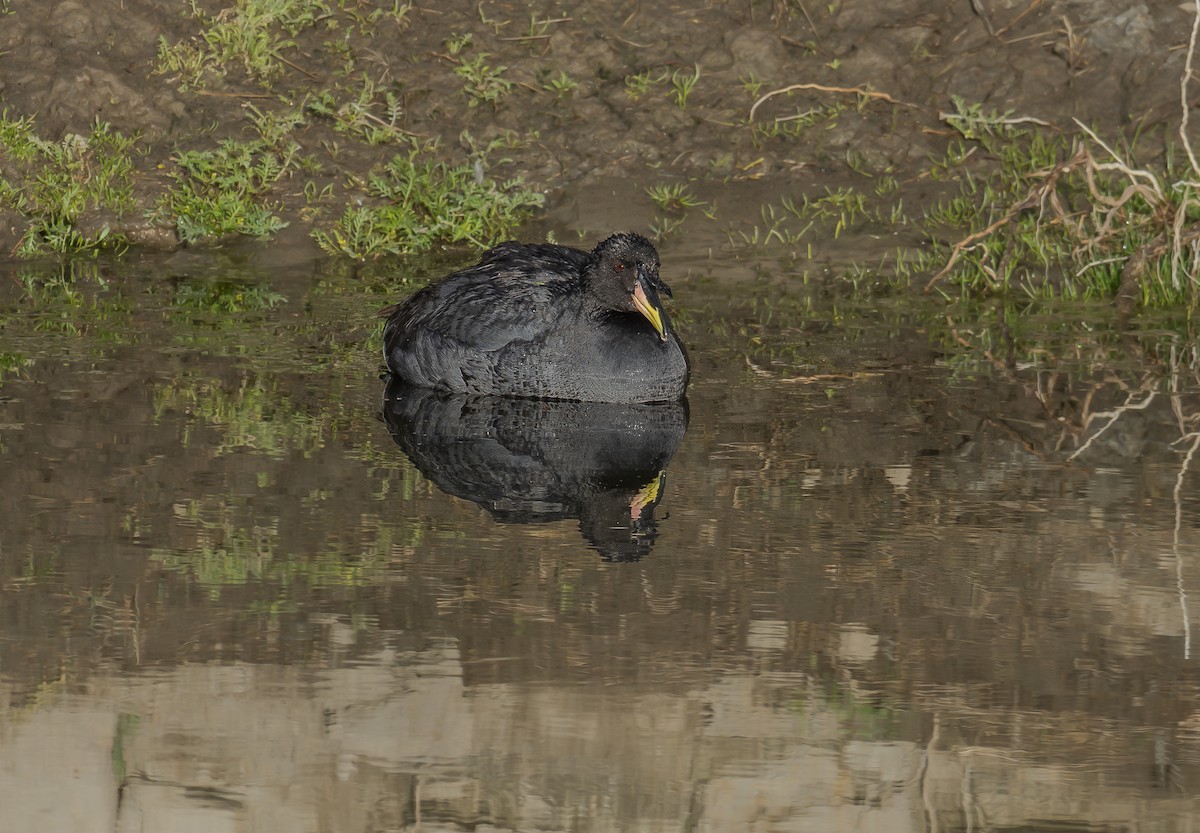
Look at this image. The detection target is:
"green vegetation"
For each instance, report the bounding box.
[156,136,300,244]
[173,279,287,318]
[911,97,1200,307]
[750,101,847,143]
[644,181,713,240]
[646,182,704,213]
[312,138,543,259]
[0,114,138,256]
[728,186,886,250]
[305,75,411,145]
[455,53,514,107]
[156,0,335,89]
[624,69,664,100]
[670,65,701,110]
[0,0,1196,318]
[540,70,578,96]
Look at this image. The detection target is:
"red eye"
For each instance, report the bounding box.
[614,262,625,272]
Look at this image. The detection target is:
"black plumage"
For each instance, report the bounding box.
[382,233,689,403]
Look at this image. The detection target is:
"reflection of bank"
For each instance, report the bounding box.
[381,379,688,561]
[8,650,1194,833]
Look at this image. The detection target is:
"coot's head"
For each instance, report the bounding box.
[586,232,673,341]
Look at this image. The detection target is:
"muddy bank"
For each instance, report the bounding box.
[0,0,1194,256]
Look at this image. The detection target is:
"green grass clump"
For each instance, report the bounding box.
[915,97,1200,307]
[669,65,701,109]
[0,114,138,256]
[624,70,665,101]
[646,182,705,213]
[156,0,332,89]
[455,53,514,108]
[313,141,544,260]
[730,186,881,250]
[305,75,411,145]
[540,70,578,97]
[157,136,302,244]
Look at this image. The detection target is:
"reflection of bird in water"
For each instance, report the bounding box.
[382,233,689,404]
[381,379,688,561]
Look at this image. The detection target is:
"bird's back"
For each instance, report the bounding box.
[384,242,589,394]
[382,238,688,403]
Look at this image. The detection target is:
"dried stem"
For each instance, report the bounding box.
[748,83,910,121]
[1181,0,1200,180]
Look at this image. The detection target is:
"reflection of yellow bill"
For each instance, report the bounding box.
[632,282,667,341]
[630,472,665,520]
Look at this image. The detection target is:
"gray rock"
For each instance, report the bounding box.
[726,27,789,83]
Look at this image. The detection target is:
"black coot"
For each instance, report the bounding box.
[382,233,689,403]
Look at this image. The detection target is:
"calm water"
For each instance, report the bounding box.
[2,225,1200,832]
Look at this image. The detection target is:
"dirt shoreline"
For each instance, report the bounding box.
[0,0,1194,257]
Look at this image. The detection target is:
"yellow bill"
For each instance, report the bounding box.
[632,280,667,341]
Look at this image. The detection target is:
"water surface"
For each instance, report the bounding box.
[2,230,1200,832]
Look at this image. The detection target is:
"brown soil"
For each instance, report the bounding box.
[0,0,1192,253]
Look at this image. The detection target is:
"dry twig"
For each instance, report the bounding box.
[748,83,911,121]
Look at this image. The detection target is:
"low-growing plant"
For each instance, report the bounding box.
[649,215,684,240]
[541,70,578,96]
[750,102,847,144]
[739,75,765,99]
[444,32,473,55]
[312,140,543,259]
[625,70,664,100]
[0,114,138,256]
[918,96,1200,307]
[339,0,412,34]
[156,0,333,89]
[670,65,701,109]
[156,136,302,244]
[455,54,513,107]
[306,75,411,144]
[729,186,874,249]
[645,182,704,212]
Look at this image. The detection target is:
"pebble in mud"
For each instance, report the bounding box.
[49,1,101,43]
[725,28,789,84]
[1087,4,1156,56]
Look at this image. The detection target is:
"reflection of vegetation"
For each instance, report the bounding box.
[111,714,141,784]
[154,374,332,459]
[934,300,1200,464]
[0,114,137,255]
[6,261,133,340]
[0,352,32,382]
[150,493,423,597]
[173,279,287,317]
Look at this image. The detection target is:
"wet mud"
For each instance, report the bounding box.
[0,0,1194,251]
